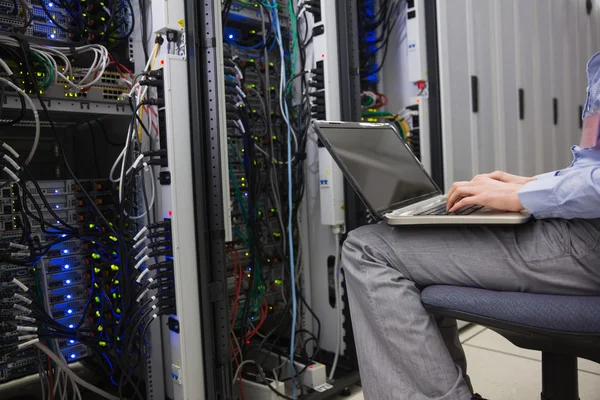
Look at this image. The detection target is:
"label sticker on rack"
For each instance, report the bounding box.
[314,383,333,392]
[178,19,185,28]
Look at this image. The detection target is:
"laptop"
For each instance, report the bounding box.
[312,121,530,225]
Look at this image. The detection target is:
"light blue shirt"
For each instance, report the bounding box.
[518,52,600,219]
[519,147,600,219]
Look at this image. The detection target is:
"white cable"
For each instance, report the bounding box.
[134,255,149,270]
[0,58,12,74]
[328,229,343,382]
[2,143,20,160]
[0,77,40,164]
[13,293,31,304]
[11,277,29,291]
[133,236,148,249]
[136,268,150,283]
[130,166,155,220]
[34,342,119,400]
[136,288,150,303]
[2,154,21,171]
[134,226,149,241]
[134,246,150,260]
[17,338,39,349]
[3,166,19,182]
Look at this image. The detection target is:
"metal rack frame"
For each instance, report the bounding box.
[184,0,232,398]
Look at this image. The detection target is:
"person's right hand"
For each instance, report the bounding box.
[472,171,536,185]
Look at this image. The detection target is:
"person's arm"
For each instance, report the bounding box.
[518,164,600,219]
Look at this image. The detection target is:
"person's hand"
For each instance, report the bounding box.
[473,170,536,185]
[446,176,526,213]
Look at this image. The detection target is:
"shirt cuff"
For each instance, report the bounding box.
[518,178,560,217]
[535,171,558,180]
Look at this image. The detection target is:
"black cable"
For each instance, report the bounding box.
[93,119,126,147]
[16,38,118,236]
[138,0,149,61]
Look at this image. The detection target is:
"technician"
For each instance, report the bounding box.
[342,52,600,400]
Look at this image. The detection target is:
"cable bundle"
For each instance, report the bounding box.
[358,0,403,85]
[34,0,134,44]
[221,2,325,399]
[0,36,111,93]
[0,34,160,399]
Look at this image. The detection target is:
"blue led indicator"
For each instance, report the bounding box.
[65,279,71,284]
[68,324,74,328]
[66,295,72,299]
[67,309,73,314]
[63,249,69,254]
[69,340,75,344]
[64,264,70,269]
[70,354,76,359]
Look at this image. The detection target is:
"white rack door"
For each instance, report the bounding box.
[438,1,599,187]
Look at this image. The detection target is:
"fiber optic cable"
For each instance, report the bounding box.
[271,2,297,397]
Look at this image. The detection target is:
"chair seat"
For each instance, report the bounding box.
[421,285,600,334]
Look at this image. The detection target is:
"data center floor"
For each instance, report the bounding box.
[339,324,600,400]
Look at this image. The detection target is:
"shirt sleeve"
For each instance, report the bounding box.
[518,165,600,219]
[534,171,558,180]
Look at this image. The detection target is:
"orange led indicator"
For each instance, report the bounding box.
[160,59,165,65]
[168,211,173,216]
[321,53,325,59]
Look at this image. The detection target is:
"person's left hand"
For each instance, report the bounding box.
[446,176,526,213]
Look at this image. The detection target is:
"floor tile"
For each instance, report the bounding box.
[466,328,600,375]
[464,345,600,399]
[459,324,487,344]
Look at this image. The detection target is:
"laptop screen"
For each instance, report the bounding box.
[318,123,440,213]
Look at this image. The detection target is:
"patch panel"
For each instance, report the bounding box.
[0,357,38,383]
[32,21,68,41]
[0,346,35,365]
[0,263,29,275]
[30,5,68,26]
[0,277,35,292]
[0,343,87,383]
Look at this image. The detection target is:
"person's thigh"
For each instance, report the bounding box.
[346,218,600,295]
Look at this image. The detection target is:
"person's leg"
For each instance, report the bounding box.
[342,219,600,400]
[435,317,473,393]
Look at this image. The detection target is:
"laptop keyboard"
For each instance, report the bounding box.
[415,203,483,216]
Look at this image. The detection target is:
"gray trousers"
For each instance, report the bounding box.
[341,218,600,400]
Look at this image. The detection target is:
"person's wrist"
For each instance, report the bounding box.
[511,189,525,211]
